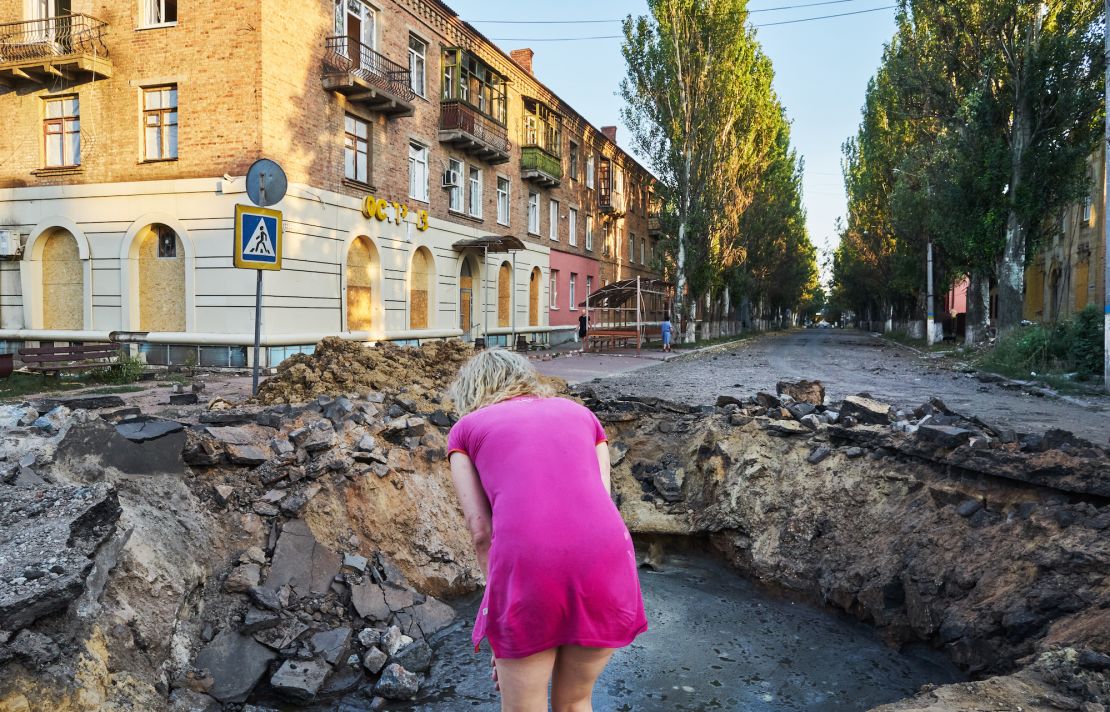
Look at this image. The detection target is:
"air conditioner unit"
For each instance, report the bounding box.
[0,230,23,258]
[442,169,460,188]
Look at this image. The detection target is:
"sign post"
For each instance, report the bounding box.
[237,159,287,395]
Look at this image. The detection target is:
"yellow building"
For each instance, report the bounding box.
[1023,147,1108,323]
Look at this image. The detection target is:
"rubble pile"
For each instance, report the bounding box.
[582,381,1110,710]
[253,337,474,409]
[0,388,479,711]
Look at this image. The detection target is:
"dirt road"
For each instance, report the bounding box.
[583,329,1110,444]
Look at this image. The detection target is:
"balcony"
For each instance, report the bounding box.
[520,146,562,187]
[0,15,111,86]
[322,36,415,118]
[439,100,511,165]
[599,191,626,217]
[648,213,662,237]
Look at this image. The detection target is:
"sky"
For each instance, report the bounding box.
[445,0,898,279]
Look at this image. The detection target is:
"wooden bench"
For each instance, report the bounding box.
[18,343,122,379]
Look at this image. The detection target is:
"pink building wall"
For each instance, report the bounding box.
[548,250,600,327]
[944,278,968,315]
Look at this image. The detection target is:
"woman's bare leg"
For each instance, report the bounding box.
[494,647,558,712]
[550,645,616,712]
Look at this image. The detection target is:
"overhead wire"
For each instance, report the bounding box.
[482,5,897,40]
[467,0,870,22]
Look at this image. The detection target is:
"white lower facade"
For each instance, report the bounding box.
[0,177,555,366]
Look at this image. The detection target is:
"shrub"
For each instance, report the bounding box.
[979,305,1105,381]
[98,351,146,385]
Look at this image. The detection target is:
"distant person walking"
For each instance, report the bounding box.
[447,350,648,712]
[578,312,588,344]
[660,314,673,353]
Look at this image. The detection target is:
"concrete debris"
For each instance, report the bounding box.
[264,519,342,597]
[777,379,825,406]
[375,663,422,700]
[362,646,388,674]
[115,417,185,442]
[194,630,277,703]
[839,395,892,425]
[270,658,331,702]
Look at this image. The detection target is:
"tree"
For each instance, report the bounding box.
[621,0,783,341]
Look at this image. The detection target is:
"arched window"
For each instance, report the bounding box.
[410,247,433,330]
[528,266,541,326]
[137,224,185,331]
[347,237,379,332]
[498,262,512,327]
[41,229,83,330]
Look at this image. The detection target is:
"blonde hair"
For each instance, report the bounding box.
[449,348,554,416]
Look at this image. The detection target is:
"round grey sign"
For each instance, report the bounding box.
[245,159,288,207]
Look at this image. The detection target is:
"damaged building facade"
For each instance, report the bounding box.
[0,0,660,365]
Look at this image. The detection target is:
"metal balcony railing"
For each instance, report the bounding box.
[0,14,109,63]
[521,145,563,181]
[323,35,416,103]
[440,100,510,155]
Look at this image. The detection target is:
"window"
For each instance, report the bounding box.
[522,98,562,156]
[568,208,577,247]
[629,231,635,261]
[44,96,80,168]
[585,215,593,251]
[497,177,510,225]
[616,225,623,260]
[527,192,540,234]
[441,48,507,124]
[569,273,577,311]
[143,86,178,161]
[549,269,559,309]
[447,158,463,212]
[344,114,370,184]
[408,35,427,97]
[599,157,612,207]
[144,0,177,25]
[586,152,595,189]
[468,166,483,218]
[641,237,646,264]
[615,166,624,195]
[586,275,593,300]
[156,225,177,258]
[549,200,559,240]
[335,0,376,52]
[1083,168,1094,224]
[569,141,579,180]
[408,142,428,202]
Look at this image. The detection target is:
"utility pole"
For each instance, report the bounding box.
[1104,0,1110,393]
[926,240,935,346]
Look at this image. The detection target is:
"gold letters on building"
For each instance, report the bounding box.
[362,196,430,232]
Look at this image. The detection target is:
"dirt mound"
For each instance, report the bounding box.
[255,338,473,409]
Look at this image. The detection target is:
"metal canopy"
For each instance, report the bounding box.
[451,235,526,252]
[580,278,672,309]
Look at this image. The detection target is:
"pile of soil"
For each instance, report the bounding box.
[255,338,474,409]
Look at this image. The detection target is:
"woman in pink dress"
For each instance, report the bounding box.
[447,349,648,711]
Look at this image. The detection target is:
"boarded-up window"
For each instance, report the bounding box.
[498,263,511,327]
[42,230,83,330]
[528,267,540,326]
[138,225,185,332]
[347,237,377,332]
[460,260,474,334]
[410,247,431,330]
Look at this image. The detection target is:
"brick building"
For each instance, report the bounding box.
[1024,146,1108,324]
[0,0,660,365]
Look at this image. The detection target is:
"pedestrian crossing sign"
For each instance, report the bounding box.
[234,204,283,270]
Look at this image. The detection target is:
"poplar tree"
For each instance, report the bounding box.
[620,0,785,341]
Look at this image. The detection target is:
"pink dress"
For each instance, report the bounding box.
[447,396,648,659]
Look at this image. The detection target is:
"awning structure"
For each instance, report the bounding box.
[579,278,672,309]
[451,235,526,252]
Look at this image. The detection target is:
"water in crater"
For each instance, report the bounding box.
[391,545,964,711]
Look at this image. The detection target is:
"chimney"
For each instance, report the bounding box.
[601,125,618,143]
[510,48,534,75]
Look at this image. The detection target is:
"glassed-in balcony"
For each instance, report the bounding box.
[0,14,111,85]
[323,36,415,118]
[520,146,562,187]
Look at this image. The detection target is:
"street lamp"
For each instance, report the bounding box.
[893,167,936,346]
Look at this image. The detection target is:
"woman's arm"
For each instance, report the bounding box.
[596,442,612,495]
[449,451,493,578]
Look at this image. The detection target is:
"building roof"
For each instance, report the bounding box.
[580,278,672,309]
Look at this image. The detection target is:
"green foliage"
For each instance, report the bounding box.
[620,0,817,326]
[97,352,146,385]
[833,0,1104,329]
[978,306,1106,380]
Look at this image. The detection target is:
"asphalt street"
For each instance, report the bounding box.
[574,329,1110,444]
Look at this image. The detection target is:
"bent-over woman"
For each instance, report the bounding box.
[447,349,648,712]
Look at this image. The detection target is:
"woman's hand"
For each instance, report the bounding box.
[490,653,500,692]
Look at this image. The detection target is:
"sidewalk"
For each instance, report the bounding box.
[529,337,739,385]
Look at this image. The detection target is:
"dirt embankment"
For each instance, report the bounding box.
[584,385,1110,711]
